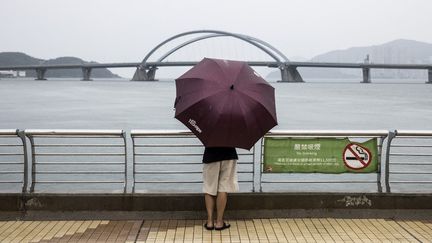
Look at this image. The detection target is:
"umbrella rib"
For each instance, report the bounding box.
[234,92,267,148]
[175,87,225,115]
[201,92,234,147]
[239,90,277,130]
[236,97,256,148]
[212,59,244,85]
[211,59,228,80]
[236,88,277,121]
[232,63,246,86]
[176,78,221,97]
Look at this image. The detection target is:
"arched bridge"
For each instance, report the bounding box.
[131,30,302,82]
[1,30,432,83]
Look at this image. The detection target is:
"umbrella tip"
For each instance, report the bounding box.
[230,84,234,90]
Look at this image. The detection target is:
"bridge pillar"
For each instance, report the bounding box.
[362,67,371,83]
[131,66,158,81]
[81,67,93,81]
[278,64,303,82]
[427,69,432,84]
[146,66,157,80]
[35,68,47,80]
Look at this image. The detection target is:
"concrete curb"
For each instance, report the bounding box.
[1,193,432,212]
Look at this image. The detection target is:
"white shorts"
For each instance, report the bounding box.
[202,159,239,196]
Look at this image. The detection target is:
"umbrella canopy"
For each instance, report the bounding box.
[174,58,277,150]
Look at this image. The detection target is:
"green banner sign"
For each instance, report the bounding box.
[263,137,378,173]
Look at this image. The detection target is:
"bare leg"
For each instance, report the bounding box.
[205,193,215,227]
[215,192,228,227]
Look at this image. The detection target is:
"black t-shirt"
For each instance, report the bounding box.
[202,147,238,163]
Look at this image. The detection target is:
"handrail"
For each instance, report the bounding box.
[0,129,19,135]
[266,130,389,137]
[395,130,432,136]
[131,129,390,137]
[131,130,193,136]
[25,129,124,136]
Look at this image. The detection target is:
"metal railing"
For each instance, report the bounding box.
[386,130,432,192]
[1,129,432,194]
[130,130,255,193]
[0,129,28,192]
[25,129,127,193]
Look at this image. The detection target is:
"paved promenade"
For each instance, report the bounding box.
[1,217,431,242]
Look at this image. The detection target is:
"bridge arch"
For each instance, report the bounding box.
[132,30,303,82]
[132,29,302,82]
[156,33,290,63]
[140,30,286,65]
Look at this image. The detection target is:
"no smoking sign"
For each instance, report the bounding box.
[343,143,372,170]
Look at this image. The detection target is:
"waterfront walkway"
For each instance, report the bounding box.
[1,217,431,242]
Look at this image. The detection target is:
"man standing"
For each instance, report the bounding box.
[202,147,239,230]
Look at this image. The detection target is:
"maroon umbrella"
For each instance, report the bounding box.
[174,58,277,150]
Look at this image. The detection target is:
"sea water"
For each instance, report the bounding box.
[1,78,431,130]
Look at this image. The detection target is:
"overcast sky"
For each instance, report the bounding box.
[2,0,432,77]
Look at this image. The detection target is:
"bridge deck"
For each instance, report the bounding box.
[1,217,431,242]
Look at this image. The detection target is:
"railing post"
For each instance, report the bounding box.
[258,138,264,192]
[26,134,36,193]
[81,67,93,81]
[17,130,29,193]
[427,68,432,84]
[384,130,396,193]
[121,130,127,193]
[376,134,388,193]
[35,68,47,80]
[252,141,261,192]
[131,133,136,193]
[362,67,371,83]
[279,64,304,83]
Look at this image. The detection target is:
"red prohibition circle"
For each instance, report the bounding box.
[342,143,372,170]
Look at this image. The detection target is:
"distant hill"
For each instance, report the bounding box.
[267,39,432,80]
[0,52,121,78]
